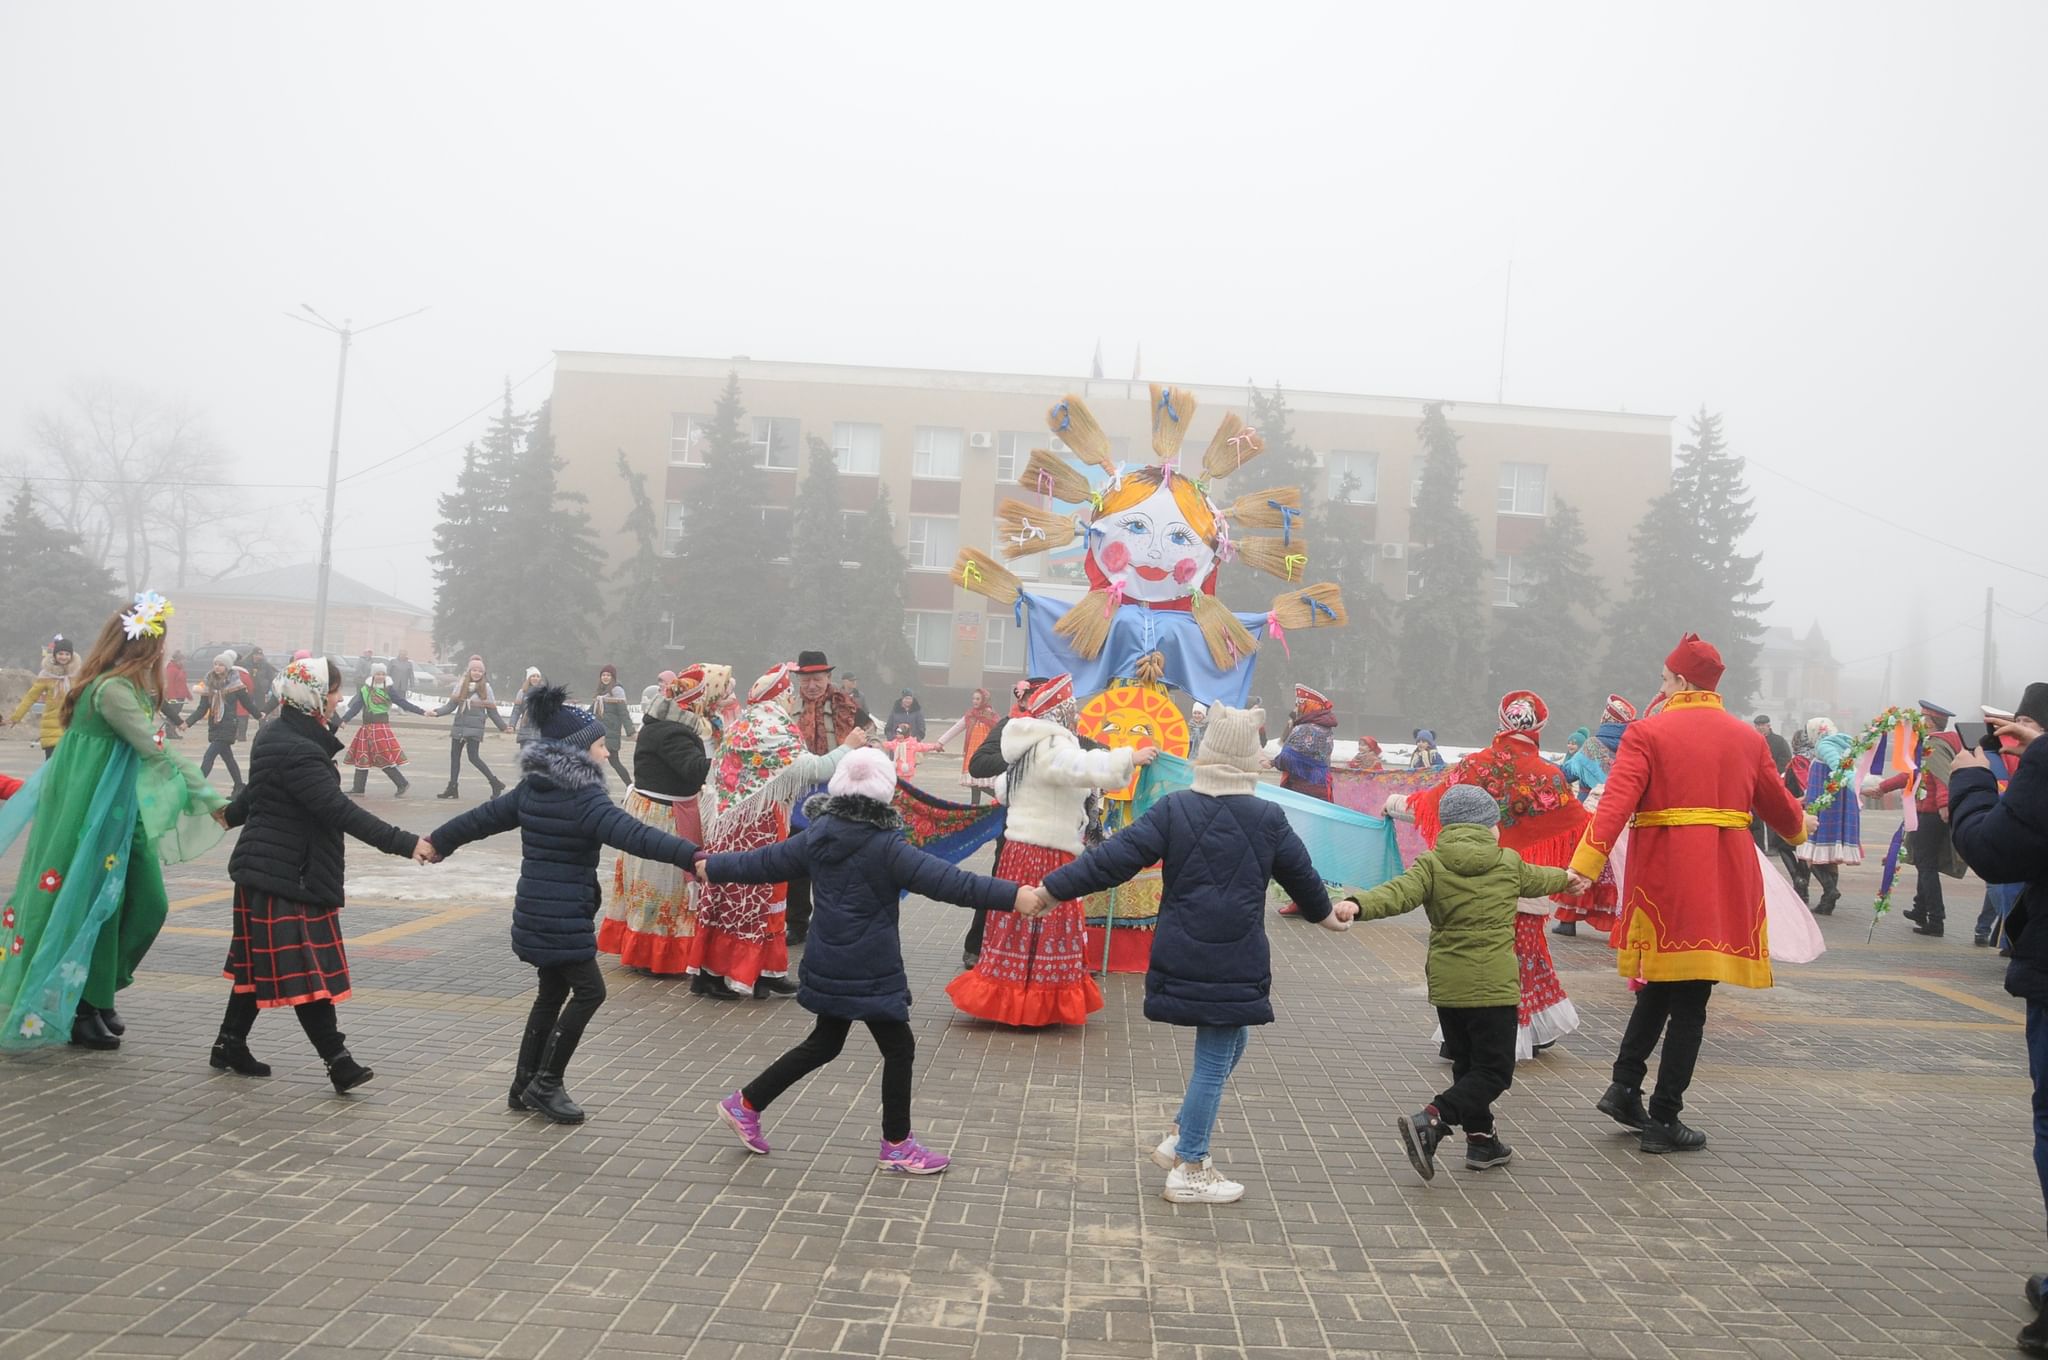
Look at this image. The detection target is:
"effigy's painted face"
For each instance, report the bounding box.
[1091,482,1216,605]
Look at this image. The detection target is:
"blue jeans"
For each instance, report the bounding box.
[2029,1001,2048,1236]
[1175,1025,1251,1161]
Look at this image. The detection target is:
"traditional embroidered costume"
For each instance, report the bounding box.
[946,675,1137,1027]
[338,664,429,796]
[1273,685,1337,800]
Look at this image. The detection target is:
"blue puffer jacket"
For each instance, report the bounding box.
[428,738,699,966]
[706,793,1016,1022]
[1042,789,1331,1027]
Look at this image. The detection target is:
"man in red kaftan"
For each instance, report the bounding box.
[1567,634,1813,1155]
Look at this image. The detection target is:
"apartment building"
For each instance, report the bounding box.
[547,352,1672,706]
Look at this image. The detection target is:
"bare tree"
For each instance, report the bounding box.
[24,379,238,590]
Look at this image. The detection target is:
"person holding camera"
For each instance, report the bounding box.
[1948,685,2048,1356]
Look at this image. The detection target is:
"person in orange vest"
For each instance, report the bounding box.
[1565,633,1814,1155]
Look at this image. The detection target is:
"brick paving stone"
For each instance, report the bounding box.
[0,784,2041,1357]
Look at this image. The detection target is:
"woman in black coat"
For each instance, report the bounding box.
[214,656,426,1092]
[598,677,714,976]
[705,748,1029,1175]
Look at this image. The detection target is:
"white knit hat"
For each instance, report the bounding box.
[828,747,897,803]
[1191,703,1264,796]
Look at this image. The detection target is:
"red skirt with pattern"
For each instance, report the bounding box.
[691,804,790,990]
[945,841,1104,1027]
[223,886,351,1008]
[346,721,407,770]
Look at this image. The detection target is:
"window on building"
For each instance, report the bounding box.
[758,506,793,561]
[656,610,686,651]
[907,515,958,571]
[913,426,963,480]
[670,413,710,466]
[752,416,801,471]
[904,610,951,667]
[1497,462,1548,516]
[998,432,1069,486]
[664,500,688,554]
[1493,555,1532,607]
[984,613,1026,672]
[1327,451,1378,504]
[832,421,882,476]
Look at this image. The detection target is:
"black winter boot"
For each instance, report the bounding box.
[509,1070,535,1112]
[210,1032,272,1077]
[325,1051,374,1093]
[437,782,460,800]
[352,769,370,796]
[70,1003,120,1050]
[1639,1117,1708,1154]
[520,1028,588,1124]
[1596,1082,1649,1131]
[96,1006,125,1037]
[511,1016,551,1110]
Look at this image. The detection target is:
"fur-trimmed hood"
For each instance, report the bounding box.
[797,792,902,866]
[519,738,607,791]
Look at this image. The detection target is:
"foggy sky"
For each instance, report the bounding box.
[3,2,2043,709]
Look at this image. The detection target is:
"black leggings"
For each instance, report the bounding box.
[744,1014,916,1142]
[220,990,346,1060]
[607,750,632,785]
[201,741,243,786]
[448,736,500,788]
[519,959,607,1077]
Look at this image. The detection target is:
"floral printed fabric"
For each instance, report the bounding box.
[713,702,808,818]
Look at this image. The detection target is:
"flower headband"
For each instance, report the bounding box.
[120,591,173,640]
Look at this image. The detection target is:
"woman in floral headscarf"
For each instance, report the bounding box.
[599,664,731,974]
[690,664,862,999]
[1391,690,1595,1060]
[0,596,226,1052]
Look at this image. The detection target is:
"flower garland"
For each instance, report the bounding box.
[1800,705,1932,938]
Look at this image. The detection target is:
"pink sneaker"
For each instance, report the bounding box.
[717,1091,770,1154]
[878,1136,950,1175]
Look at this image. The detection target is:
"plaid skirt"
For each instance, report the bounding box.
[346,721,407,770]
[222,886,351,1007]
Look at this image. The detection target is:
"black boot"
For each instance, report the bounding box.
[210,1033,272,1077]
[392,773,410,798]
[520,1028,587,1124]
[1552,920,1577,937]
[437,782,460,800]
[1395,1106,1444,1182]
[508,1070,534,1112]
[352,770,370,796]
[1639,1117,1707,1154]
[96,1006,125,1037]
[1596,1082,1649,1131]
[2021,1313,2048,1358]
[325,1050,374,1093]
[511,1016,550,1111]
[487,778,507,798]
[753,975,799,998]
[69,1003,119,1050]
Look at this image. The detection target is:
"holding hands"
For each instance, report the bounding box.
[1012,885,1057,918]
[411,838,440,865]
[1563,870,1593,895]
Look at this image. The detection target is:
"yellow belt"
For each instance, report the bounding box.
[1631,807,1752,829]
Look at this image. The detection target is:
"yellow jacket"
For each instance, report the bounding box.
[8,675,70,750]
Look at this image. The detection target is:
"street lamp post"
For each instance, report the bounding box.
[288,304,427,654]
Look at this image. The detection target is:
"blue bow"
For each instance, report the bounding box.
[1013,596,1026,629]
[1302,592,1337,624]
[1156,388,1179,423]
[1051,401,1072,433]
[1268,501,1301,547]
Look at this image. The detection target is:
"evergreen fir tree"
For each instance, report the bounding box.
[1394,403,1491,736]
[1489,498,1604,724]
[603,449,672,688]
[780,434,850,662]
[0,484,121,666]
[430,391,521,674]
[840,484,919,689]
[1602,408,1767,705]
[500,399,606,687]
[673,371,779,672]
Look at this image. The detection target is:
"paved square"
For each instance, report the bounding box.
[0,778,2037,1359]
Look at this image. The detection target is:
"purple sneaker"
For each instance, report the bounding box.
[878,1136,950,1175]
[717,1091,770,1154]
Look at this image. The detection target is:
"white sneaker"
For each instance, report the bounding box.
[1150,1131,1180,1171]
[1163,1158,1245,1205]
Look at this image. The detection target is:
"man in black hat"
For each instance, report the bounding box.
[786,651,872,945]
[1876,700,1965,937]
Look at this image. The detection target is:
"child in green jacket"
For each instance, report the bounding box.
[1343,783,1568,1181]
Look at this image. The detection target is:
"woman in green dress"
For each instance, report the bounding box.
[0,593,227,1051]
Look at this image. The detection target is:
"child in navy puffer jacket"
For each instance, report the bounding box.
[427,687,698,1126]
[707,747,1032,1175]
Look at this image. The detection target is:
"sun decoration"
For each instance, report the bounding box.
[1078,683,1191,803]
[951,385,1348,669]
[120,591,173,641]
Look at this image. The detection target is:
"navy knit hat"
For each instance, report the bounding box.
[1439,784,1501,829]
[528,684,606,749]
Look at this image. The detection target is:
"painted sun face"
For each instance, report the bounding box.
[1091,482,1217,604]
[1078,686,1192,802]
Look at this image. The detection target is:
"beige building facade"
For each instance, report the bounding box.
[548,352,1673,706]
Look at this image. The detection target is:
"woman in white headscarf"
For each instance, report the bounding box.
[213,656,427,1091]
[690,663,863,999]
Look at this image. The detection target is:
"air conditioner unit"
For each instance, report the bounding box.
[968,431,995,450]
[1380,543,1407,560]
